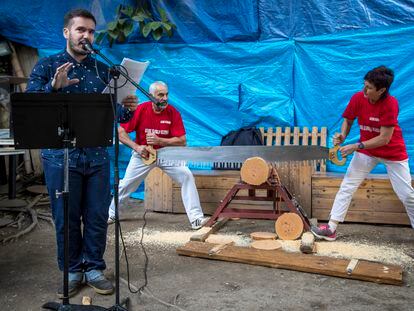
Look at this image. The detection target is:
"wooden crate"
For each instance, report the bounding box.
[312,172,412,225]
[145,126,327,216]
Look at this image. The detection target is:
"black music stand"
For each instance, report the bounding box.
[11,93,113,311]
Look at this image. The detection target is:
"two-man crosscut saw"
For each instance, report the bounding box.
[141,145,346,166]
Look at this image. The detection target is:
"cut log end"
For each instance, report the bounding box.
[240,157,270,185]
[275,212,304,240]
[250,239,282,250]
[300,231,315,254]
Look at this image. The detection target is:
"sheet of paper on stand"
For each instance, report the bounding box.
[102,57,150,102]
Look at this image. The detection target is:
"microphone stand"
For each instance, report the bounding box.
[89,47,155,311]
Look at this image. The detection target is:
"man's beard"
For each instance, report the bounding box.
[68,36,88,56]
[155,101,168,111]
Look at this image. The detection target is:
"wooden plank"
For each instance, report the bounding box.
[312,187,401,198]
[144,170,155,211]
[29,149,42,176]
[259,127,265,143]
[312,208,411,225]
[172,175,240,189]
[319,127,327,172]
[162,170,173,212]
[172,201,278,215]
[176,241,403,285]
[190,218,229,242]
[265,127,273,146]
[302,127,309,145]
[172,188,272,203]
[287,163,300,206]
[275,127,282,145]
[144,168,165,212]
[284,127,291,145]
[312,197,407,213]
[312,174,414,188]
[293,127,300,145]
[298,164,312,216]
[311,127,318,145]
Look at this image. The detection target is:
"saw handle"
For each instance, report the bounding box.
[329,132,347,166]
[329,145,347,166]
[142,146,157,165]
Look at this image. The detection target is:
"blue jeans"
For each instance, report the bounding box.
[43,151,110,273]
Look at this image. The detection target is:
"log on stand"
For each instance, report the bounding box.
[240,157,272,185]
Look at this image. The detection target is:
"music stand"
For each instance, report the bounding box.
[11,93,113,311]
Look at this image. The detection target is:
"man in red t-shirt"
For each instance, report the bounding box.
[108,81,208,229]
[312,66,414,241]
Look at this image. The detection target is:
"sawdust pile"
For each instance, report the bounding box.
[110,229,251,249]
[279,240,413,267]
[110,228,413,267]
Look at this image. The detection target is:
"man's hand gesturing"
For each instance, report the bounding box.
[51,62,79,90]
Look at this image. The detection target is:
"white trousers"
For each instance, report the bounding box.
[109,151,204,223]
[330,152,414,228]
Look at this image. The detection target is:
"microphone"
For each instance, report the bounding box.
[80,38,96,54]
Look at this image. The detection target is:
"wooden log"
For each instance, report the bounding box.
[300,232,316,254]
[205,234,234,245]
[240,157,270,185]
[250,240,281,250]
[275,212,304,240]
[176,241,403,285]
[250,232,277,240]
[346,259,359,275]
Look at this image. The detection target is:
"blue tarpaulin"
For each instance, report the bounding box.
[1,1,414,198]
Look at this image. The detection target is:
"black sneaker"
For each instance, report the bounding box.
[87,276,114,295]
[57,279,83,299]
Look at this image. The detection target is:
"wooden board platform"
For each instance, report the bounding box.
[312,172,412,225]
[145,126,327,216]
[177,241,403,285]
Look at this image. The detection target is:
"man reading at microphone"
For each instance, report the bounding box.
[26,9,137,298]
[108,81,209,230]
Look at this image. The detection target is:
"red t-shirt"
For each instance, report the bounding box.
[120,101,186,149]
[342,91,408,161]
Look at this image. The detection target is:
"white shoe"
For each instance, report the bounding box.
[191,217,209,230]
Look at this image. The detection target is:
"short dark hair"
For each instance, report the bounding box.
[364,66,394,95]
[64,9,96,28]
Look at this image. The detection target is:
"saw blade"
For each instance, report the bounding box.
[156,145,329,166]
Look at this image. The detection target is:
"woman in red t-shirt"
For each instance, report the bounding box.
[312,66,414,241]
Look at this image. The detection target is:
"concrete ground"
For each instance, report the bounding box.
[1,197,414,311]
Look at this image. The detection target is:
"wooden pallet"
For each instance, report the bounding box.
[145,126,327,216]
[312,172,412,225]
[177,241,403,285]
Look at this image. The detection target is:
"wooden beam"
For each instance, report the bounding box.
[190,218,229,242]
[176,241,403,285]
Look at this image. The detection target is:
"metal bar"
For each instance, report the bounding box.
[232,196,283,201]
